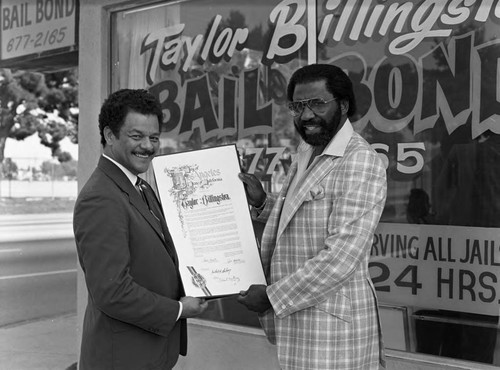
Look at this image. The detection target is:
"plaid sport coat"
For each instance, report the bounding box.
[255,123,387,369]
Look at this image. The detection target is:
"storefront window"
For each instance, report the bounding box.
[110,0,500,366]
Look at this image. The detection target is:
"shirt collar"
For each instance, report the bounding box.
[102,153,138,186]
[298,119,354,157]
[323,119,353,157]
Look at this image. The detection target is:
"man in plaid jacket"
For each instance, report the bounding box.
[238,64,387,369]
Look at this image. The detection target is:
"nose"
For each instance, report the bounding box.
[140,137,155,150]
[300,105,315,120]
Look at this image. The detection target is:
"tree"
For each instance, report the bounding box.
[0,67,78,164]
[0,157,17,179]
[40,158,77,180]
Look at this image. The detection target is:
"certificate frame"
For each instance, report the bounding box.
[152,145,266,298]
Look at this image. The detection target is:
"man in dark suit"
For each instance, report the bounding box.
[74,89,207,369]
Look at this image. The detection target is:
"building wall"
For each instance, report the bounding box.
[77,0,121,357]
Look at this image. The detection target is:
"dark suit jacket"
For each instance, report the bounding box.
[74,156,186,370]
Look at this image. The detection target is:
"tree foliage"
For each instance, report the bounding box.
[0,67,78,164]
[0,157,17,179]
[40,158,77,179]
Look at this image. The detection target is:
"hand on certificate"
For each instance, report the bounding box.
[238,173,267,208]
[180,296,208,318]
[237,284,272,313]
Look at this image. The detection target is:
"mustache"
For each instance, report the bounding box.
[133,150,155,156]
[295,117,327,131]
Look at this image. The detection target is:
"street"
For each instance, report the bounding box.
[0,214,76,327]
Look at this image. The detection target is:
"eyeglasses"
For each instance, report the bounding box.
[287,97,337,117]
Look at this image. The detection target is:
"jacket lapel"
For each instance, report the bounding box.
[98,157,177,263]
[276,155,335,240]
[131,194,167,244]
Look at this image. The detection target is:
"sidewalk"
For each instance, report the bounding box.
[0,314,77,370]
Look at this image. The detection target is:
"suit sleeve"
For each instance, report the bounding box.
[74,188,180,336]
[267,149,387,318]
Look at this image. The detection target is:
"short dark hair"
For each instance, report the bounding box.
[287,64,357,117]
[98,89,163,147]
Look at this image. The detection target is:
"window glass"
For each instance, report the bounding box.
[316,2,500,364]
[111,1,500,366]
[111,0,295,329]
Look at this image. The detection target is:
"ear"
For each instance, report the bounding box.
[340,100,349,115]
[103,126,115,146]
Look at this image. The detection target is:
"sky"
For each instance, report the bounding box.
[4,135,78,168]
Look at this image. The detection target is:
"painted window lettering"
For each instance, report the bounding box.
[263,0,500,62]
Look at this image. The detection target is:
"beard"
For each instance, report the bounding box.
[294,109,343,147]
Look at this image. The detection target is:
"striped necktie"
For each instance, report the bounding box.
[136,177,164,223]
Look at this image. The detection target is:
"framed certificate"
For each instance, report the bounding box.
[152,145,266,297]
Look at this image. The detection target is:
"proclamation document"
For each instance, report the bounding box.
[152,145,266,297]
